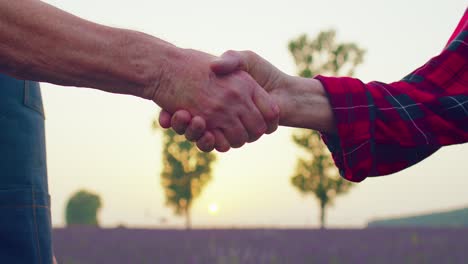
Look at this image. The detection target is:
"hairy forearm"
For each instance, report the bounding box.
[274,76,337,133]
[0,0,179,98]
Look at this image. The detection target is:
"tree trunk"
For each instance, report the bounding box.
[319,203,326,229]
[185,206,191,230]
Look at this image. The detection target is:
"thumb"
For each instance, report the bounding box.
[210,50,245,75]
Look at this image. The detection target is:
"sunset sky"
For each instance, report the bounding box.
[41,0,468,228]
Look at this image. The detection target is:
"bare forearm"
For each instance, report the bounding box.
[0,0,178,98]
[274,76,337,133]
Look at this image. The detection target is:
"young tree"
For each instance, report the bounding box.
[65,190,102,227]
[154,121,216,229]
[289,30,365,228]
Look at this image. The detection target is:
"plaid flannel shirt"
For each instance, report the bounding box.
[316,9,468,182]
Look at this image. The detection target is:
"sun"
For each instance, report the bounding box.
[208,203,219,215]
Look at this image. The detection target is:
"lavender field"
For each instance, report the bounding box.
[53,227,468,264]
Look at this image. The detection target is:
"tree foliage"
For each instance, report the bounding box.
[289,29,365,228]
[65,190,102,227]
[153,121,216,229]
[289,30,365,78]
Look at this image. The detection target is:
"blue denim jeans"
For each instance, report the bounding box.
[0,74,52,263]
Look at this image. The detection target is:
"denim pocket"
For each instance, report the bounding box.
[0,188,52,263]
[23,81,45,119]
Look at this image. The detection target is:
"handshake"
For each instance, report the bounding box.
[152,49,336,152]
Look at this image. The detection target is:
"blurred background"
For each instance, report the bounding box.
[41,0,467,231]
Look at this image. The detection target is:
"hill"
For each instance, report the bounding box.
[368,206,468,228]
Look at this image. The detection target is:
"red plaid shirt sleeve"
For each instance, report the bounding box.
[316,10,468,182]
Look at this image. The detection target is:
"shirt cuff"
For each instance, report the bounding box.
[315,75,373,182]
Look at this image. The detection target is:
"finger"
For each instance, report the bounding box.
[210,51,243,75]
[213,129,230,152]
[171,110,191,135]
[185,116,206,141]
[266,111,280,135]
[252,87,280,134]
[221,120,249,149]
[211,50,261,78]
[158,109,172,129]
[213,50,279,91]
[196,131,215,152]
[239,105,267,143]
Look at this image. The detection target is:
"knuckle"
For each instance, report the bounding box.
[242,50,259,64]
[210,102,225,114]
[172,114,187,127]
[248,123,266,140]
[196,139,208,150]
[256,124,267,137]
[198,145,210,152]
[192,121,204,132]
[225,88,243,101]
[229,135,247,148]
[224,50,239,57]
[217,145,230,152]
[198,144,211,152]
[232,142,245,148]
[185,133,195,141]
[174,128,185,135]
[265,108,279,122]
[248,135,260,143]
[242,50,255,58]
[197,133,215,152]
[173,123,186,132]
[267,123,279,134]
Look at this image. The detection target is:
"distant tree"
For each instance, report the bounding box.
[153,121,216,229]
[65,190,102,227]
[288,30,365,229]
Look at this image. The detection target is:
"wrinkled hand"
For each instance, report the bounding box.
[159,50,289,152]
[152,49,280,150]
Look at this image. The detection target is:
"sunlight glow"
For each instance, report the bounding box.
[208,203,219,215]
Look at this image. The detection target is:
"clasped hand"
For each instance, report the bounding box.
[158,50,288,152]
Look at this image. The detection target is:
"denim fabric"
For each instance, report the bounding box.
[0,74,52,263]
